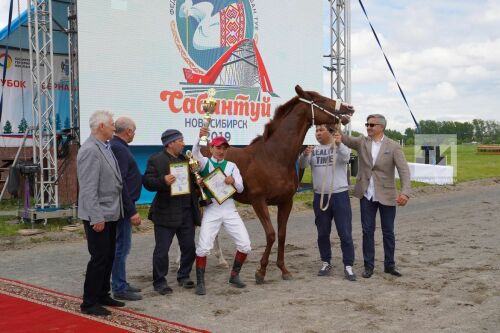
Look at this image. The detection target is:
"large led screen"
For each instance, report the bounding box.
[78,0,323,145]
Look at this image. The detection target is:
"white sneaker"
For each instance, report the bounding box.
[344,265,357,281]
[318,262,332,276]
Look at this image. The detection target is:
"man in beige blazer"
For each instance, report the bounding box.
[341,114,411,278]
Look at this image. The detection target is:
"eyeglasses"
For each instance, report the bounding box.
[365,123,380,128]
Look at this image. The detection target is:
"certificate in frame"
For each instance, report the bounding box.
[169,162,191,196]
[203,167,236,204]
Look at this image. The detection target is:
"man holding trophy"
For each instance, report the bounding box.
[190,126,252,296]
[142,129,201,295]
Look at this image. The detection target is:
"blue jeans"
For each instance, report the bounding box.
[313,191,354,266]
[360,197,397,270]
[111,217,132,293]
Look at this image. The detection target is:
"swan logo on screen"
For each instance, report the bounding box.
[161,0,278,123]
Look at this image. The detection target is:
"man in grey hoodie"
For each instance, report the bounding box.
[299,124,356,281]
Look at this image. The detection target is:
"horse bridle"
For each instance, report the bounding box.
[298,97,350,126]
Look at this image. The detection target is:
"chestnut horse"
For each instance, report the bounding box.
[224,85,354,283]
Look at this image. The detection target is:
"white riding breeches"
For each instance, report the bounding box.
[196,199,251,257]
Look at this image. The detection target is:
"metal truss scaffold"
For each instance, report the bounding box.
[27,0,59,209]
[68,0,79,141]
[326,0,351,134]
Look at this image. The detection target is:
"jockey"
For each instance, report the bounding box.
[191,128,251,295]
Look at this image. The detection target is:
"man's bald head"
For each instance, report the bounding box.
[115,117,136,134]
[114,117,136,143]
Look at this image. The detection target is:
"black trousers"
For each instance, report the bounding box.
[360,197,397,270]
[81,220,117,309]
[152,208,196,289]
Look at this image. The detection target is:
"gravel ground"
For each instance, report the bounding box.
[1,179,499,332]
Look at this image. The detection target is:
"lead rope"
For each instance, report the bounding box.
[310,102,315,126]
[318,142,337,211]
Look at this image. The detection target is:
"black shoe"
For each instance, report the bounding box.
[362,267,374,278]
[178,279,195,289]
[81,304,111,316]
[229,274,246,288]
[113,290,143,301]
[195,267,206,295]
[344,266,357,281]
[154,285,173,295]
[384,267,402,277]
[195,283,206,295]
[125,284,142,293]
[99,296,125,307]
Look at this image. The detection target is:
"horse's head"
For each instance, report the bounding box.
[295,85,355,126]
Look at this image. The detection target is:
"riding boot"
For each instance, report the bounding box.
[195,256,206,295]
[229,251,247,288]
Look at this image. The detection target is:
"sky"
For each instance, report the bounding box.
[2,0,500,132]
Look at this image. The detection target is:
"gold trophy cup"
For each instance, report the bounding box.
[185,150,211,207]
[199,88,217,147]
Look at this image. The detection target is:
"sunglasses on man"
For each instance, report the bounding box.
[365,123,380,128]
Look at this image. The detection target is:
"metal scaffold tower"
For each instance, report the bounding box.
[326,0,351,125]
[326,0,355,178]
[27,0,58,209]
[23,0,75,222]
[68,0,79,140]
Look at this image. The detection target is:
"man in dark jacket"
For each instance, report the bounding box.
[110,117,143,301]
[143,129,201,295]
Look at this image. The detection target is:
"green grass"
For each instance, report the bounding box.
[0,216,24,237]
[0,198,21,211]
[0,198,79,237]
[299,144,499,191]
[136,205,150,220]
[0,215,74,237]
[403,144,500,182]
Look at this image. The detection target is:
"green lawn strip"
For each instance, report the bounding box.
[0,198,22,211]
[0,216,25,237]
[0,211,78,237]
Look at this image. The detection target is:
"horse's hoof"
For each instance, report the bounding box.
[282,273,293,281]
[217,262,229,269]
[255,271,265,285]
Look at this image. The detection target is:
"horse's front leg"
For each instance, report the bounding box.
[213,234,229,268]
[277,199,293,280]
[251,199,275,284]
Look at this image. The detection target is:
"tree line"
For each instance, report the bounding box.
[352,119,500,145]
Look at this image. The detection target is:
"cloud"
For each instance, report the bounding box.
[483,0,500,22]
[0,1,28,29]
[419,82,458,101]
[2,0,498,133]
[347,0,500,131]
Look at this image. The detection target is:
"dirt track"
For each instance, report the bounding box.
[1,179,499,332]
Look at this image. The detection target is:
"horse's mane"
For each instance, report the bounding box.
[250,97,299,144]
